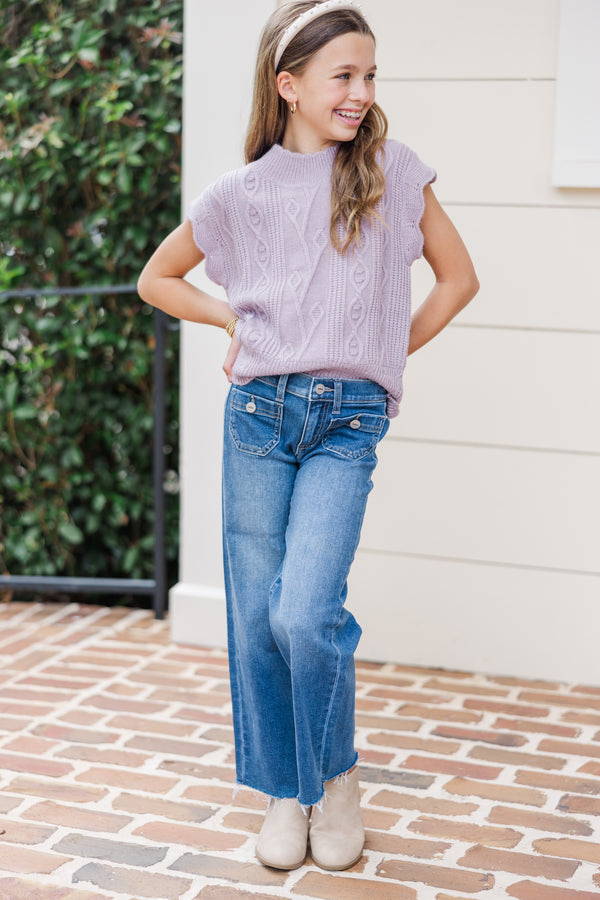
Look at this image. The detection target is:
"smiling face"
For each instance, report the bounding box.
[277,31,377,154]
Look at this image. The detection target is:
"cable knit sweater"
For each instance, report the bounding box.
[188,140,435,417]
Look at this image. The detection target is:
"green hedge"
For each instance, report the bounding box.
[0,0,183,596]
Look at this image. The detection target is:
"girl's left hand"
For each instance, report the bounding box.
[223,334,241,382]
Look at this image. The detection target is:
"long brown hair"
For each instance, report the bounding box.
[245,1,388,254]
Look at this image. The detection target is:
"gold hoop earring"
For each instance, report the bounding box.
[289,101,297,115]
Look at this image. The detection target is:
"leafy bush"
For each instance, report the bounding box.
[0,0,183,596]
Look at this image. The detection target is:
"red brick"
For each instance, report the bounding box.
[562,711,600,727]
[425,678,510,698]
[507,880,600,900]
[56,745,149,766]
[0,820,56,844]
[0,700,52,716]
[0,687,75,702]
[159,759,235,780]
[24,801,132,833]
[293,871,417,899]
[0,716,29,731]
[42,664,116,680]
[490,676,561,690]
[370,789,478,817]
[571,684,600,696]
[463,698,550,717]
[106,713,196,737]
[195,889,289,900]
[515,769,600,795]
[32,723,119,744]
[82,694,168,714]
[169,852,288,885]
[578,761,600,777]
[400,704,483,724]
[467,745,566,770]
[538,738,600,759]
[488,805,593,836]
[221,810,262,833]
[493,717,580,738]
[432,725,528,746]
[359,748,396,765]
[519,690,600,712]
[74,765,178,793]
[367,733,461,755]
[18,676,95,690]
[402,755,502,780]
[444,777,546,807]
[134,820,246,851]
[533,836,600,864]
[0,752,73,779]
[124,734,216,758]
[558,793,600,816]
[366,688,452,704]
[113,791,217,824]
[356,713,421,732]
[457,845,578,879]
[6,776,108,804]
[59,710,104,726]
[3,735,60,755]
[0,844,70,874]
[5,650,55,671]
[104,681,144,696]
[365,830,450,858]
[0,877,108,900]
[408,816,522,849]
[149,688,230,707]
[72,861,191,899]
[356,670,416,687]
[392,664,473,679]
[375,859,494,893]
[182,783,266,810]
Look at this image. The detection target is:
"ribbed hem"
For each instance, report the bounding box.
[252,142,338,184]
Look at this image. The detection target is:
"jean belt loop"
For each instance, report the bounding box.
[333,380,342,415]
[276,374,289,403]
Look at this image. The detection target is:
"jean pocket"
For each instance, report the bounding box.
[322,412,389,460]
[229,386,283,456]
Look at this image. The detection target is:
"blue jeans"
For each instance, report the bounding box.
[222,373,389,807]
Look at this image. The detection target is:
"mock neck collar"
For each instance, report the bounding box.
[252,142,338,183]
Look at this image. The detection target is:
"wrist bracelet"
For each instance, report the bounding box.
[225,316,239,338]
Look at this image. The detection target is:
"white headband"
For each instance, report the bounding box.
[274,0,365,70]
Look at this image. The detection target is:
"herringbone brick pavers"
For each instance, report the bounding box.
[0,600,599,899]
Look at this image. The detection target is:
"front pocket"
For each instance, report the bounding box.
[322,412,389,460]
[229,387,282,456]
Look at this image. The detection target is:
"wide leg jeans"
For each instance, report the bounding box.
[222,373,389,807]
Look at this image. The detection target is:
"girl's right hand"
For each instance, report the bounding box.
[223,333,241,383]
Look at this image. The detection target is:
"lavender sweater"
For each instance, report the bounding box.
[188,140,435,417]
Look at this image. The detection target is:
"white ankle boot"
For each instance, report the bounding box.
[309,766,364,870]
[255,798,310,870]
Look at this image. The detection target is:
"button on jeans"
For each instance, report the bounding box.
[222,373,389,807]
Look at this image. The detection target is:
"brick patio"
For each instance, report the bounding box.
[0,601,599,899]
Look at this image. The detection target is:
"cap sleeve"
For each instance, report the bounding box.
[388,143,436,266]
[186,181,230,288]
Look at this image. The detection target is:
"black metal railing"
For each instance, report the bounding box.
[0,285,177,619]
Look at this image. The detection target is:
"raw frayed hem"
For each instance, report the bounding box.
[232,782,312,816]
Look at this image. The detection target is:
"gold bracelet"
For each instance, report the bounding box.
[225,316,239,338]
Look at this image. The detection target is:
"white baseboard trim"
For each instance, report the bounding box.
[169,582,227,649]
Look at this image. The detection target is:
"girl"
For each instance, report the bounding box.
[138,0,478,874]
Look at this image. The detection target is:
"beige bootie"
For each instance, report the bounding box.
[309,766,364,870]
[255,798,310,870]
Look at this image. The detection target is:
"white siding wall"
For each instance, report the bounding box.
[174,0,600,683]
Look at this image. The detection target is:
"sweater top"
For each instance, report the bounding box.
[187,139,436,417]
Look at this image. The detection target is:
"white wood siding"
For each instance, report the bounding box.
[348,0,600,681]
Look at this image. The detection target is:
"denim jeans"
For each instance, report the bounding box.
[222,372,389,807]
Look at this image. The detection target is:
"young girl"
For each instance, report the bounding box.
[138,0,478,874]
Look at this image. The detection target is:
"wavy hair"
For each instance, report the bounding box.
[245,1,388,254]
